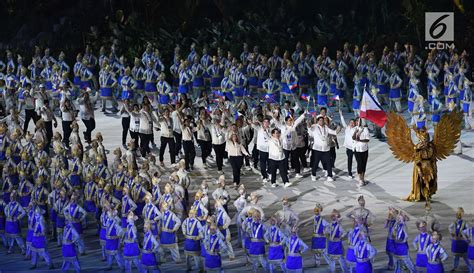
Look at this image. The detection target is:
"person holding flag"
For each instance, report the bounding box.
[352,117,370,186]
[262,71,281,104]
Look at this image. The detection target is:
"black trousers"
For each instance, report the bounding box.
[229,156,243,184]
[44,120,53,145]
[259,151,269,179]
[252,144,259,168]
[346,148,354,176]
[295,146,307,171]
[121,117,130,145]
[23,109,39,133]
[329,146,336,170]
[174,132,182,155]
[82,118,96,143]
[269,158,289,184]
[213,143,226,171]
[62,120,73,145]
[354,150,369,174]
[130,131,139,150]
[182,140,195,169]
[311,150,332,177]
[159,136,176,164]
[139,133,152,156]
[197,139,212,164]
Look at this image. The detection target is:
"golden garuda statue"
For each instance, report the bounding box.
[385,110,462,203]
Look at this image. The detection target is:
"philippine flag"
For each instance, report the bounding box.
[289,82,298,91]
[300,93,310,101]
[360,89,387,127]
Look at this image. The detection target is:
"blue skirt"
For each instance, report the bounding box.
[346,247,356,263]
[312,237,326,251]
[105,238,119,252]
[184,239,201,252]
[257,79,265,89]
[62,243,77,258]
[205,253,222,269]
[178,85,188,94]
[356,261,372,273]
[352,99,361,110]
[317,95,328,106]
[141,252,158,267]
[211,78,222,89]
[193,78,204,88]
[468,245,474,260]
[20,195,31,208]
[5,220,21,236]
[249,241,265,255]
[160,231,176,245]
[32,235,46,250]
[136,202,144,217]
[394,242,409,257]
[377,84,388,95]
[416,253,428,268]
[432,114,441,123]
[123,242,140,258]
[101,87,113,98]
[84,200,97,213]
[122,90,133,100]
[386,238,395,254]
[417,121,426,129]
[145,82,157,92]
[159,94,170,105]
[281,84,290,94]
[268,245,284,261]
[248,77,258,88]
[328,241,343,256]
[426,263,444,273]
[286,255,303,270]
[121,217,127,229]
[56,216,65,229]
[389,88,401,99]
[452,239,468,255]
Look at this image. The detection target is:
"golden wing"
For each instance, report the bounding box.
[386,111,415,163]
[433,109,462,160]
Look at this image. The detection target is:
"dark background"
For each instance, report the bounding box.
[0,0,472,64]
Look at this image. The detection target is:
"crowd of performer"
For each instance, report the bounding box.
[0,41,473,272]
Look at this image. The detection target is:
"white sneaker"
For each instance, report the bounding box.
[218,170,224,175]
[358,181,365,187]
[327,177,334,182]
[295,173,303,178]
[284,182,293,188]
[245,166,252,171]
[311,175,317,181]
[323,170,328,177]
[205,162,213,168]
[271,183,277,188]
[262,178,268,184]
[303,167,311,173]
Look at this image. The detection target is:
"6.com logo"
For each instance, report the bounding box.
[425,12,455,50]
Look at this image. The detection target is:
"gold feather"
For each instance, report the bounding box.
[386,111,415,163]
[433,109,463,160]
